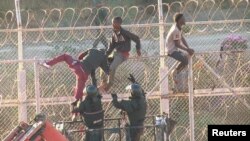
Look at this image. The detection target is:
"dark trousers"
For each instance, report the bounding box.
[126,124,144,141]
[168,51,188,72]
[85,128,103,141]
[46,54,89,99]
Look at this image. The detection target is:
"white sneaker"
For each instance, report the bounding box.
[39,61,51,69]
[72,60,78,65]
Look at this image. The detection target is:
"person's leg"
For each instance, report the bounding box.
[130,127,143,141]
[169,51,188,73]
[125,125,131,141]
[99,56,114,90]
[45,53,77,67]
[42,54,86,99]
[84,128,103,141]
[99,69,108,88]
[70,63,88,121]
[133,131,142,141]
[105,52,126,91]
[85,130,91,141]
[97,128,104,141]
[73,63,88,100]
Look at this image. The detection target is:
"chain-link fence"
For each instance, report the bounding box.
[0,0,250,59]
[0,52,250,140]
[0,0,250,140]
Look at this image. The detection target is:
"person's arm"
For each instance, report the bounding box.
[91,70,97,87]
[174,39,188,51]
[181,35,189,49]
[122,29,141,56]
[111,94,136,113]
[173,31,194,55]
[78,50,89,60]
[106,36,115,56]
[71,101,85,114]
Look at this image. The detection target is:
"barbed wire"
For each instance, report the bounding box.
[0,0,249,28]
[0,0,249,46]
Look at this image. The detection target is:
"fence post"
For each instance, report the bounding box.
[158,0,169,116]
[188,56,195,141]
[34,58,41,114]
[15,0,24,70]
[17,70,27,122]
[15,0,27,122]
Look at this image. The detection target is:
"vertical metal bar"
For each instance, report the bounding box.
[158,0,170,116]
[158,0,165,63]
[15,0,24,70]
[118,119,121,141]
[15,0,27,123]
[17,70,27,122]
[34,58,41,114]
[153,116,156,141]
[188,57,195,141]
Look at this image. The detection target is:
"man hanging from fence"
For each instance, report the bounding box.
[72,85,104,141]
[39,48,110,105]
[100,16,142,92]
[165,13,194,89]
[111,74,147,141]
[92,0,109,49]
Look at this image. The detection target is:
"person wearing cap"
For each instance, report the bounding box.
[111,75,147,141]
[72,85,104,141]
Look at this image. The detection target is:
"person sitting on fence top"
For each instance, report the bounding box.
[39,48,111,103]
[111,74,147,141]
[165,13,194,81]
[100,16,142,92]
[72,85,104,141]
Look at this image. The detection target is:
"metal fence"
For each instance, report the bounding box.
[0,52,250,140]
[0,0,250,59]
[0,0,250,140]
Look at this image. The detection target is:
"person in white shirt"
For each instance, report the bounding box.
[165,13,194,78]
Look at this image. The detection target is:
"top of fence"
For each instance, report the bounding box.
[0,50,248,64]
[0,0,249,29]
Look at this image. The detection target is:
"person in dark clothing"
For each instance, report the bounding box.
[101,17,142,92]
[72,85,104,141]
[111,75,147,141]
[39,48,109,101]
[92,0,108,49]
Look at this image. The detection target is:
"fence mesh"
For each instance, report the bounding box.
[0,0,250,140]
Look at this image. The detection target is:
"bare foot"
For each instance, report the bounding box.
[98,85,108,95]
